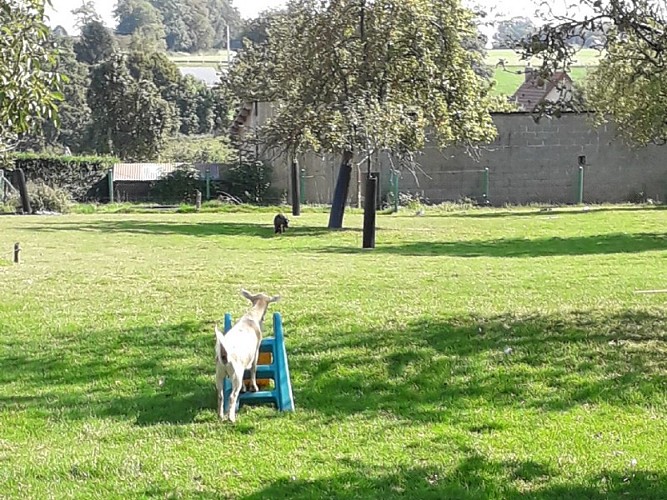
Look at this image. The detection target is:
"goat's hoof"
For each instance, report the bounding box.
[249,384,259,393]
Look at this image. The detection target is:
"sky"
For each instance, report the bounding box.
[46,0,584,35]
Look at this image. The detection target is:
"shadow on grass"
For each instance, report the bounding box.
[320,232,667,257]
[0,320,216,425]
[1,310,666,427]
[242,457,667,499]
[292,310,667,420]
[455,205,667,219]
[24,220,360,239]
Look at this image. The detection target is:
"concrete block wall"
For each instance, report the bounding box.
[255,105,667,206]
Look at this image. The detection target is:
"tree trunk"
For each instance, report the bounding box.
[13,168,31,214]
[362,173,377,248]
[328,150,354,229]
[291,159,301,216]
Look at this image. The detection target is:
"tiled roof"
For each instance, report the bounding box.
[511,71,572,111]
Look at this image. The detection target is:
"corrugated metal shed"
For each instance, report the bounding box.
[113,163,185,182]
[112,163,225,181]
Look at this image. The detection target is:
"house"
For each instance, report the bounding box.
[510,67,574,112]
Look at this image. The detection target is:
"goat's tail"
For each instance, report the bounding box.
[214,323,227,363]
[214,324,225,345]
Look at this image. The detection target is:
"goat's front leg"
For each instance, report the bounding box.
[228,367,244,423]
[249,343,261,392]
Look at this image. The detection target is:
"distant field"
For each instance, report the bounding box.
[168,50,232,68]
[484,48,605,67]
[168,48,601,97]
[493,66,592,96]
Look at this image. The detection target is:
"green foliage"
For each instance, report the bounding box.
[36,34,92,153]
[149,165,204,203]
[492,17,536,49]
[71,0,101,30]
[146,0,242,52]
[230,0,498,156]
[88,54,173,160]
[160,135,232,163]
[517,0,667,144]
[10,153,115,201]
[74,20,118,65]
[24,181,73,213]
[225,158,273,204]
[587,32,667,145]
[115,0,166,52]
[0,0,64,151]
[125,52,228,137]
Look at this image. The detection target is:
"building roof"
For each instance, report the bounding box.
[113,163,225,182]
[113,163,185,181]
[511,71,573,111]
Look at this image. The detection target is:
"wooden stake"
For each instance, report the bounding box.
[14,242,20,264]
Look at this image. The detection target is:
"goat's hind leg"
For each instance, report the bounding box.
[249,344,260,392]
[215,365,226,420]
[228,367,244,423]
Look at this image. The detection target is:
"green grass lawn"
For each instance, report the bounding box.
[484,48,605,68]
[1,206,666,498]
[492,66,592,97]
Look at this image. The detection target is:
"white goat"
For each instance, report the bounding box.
[214,289,280,422]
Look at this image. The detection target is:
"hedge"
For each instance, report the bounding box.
[7,154,117,202]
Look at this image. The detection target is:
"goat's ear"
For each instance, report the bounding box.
[241,289,255,301]
[269,295,281,303]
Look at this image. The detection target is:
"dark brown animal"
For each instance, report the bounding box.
[274,213,289,234]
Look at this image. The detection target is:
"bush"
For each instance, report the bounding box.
[27,182,73,213]
[225,159,273,204]
[149,165,204,203]
[4,181,73,213]
[9,153,116,201]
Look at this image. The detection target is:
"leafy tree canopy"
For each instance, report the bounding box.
[229,0,505,227]
[492,16,536,49]
[230,0,500,156]
[0,0,63,153]
[519,0,667,145]
[74,20,119,65]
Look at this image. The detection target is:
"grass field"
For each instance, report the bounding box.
[492,66,591,97]
[166,48,601,97]
[1,206,666,498]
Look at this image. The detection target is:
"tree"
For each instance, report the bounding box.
[72,0,102,30]
[492,16,536,49]
[0,0,63,153]
[114,0,166,52]
[205,0,244,45]
[74,20,118,65]
[229,0,500,228]
[518,0,667,145]
[39,34,92,153]
[149,0,213,52]
[88,54,173,160]
[125,51,223,135]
